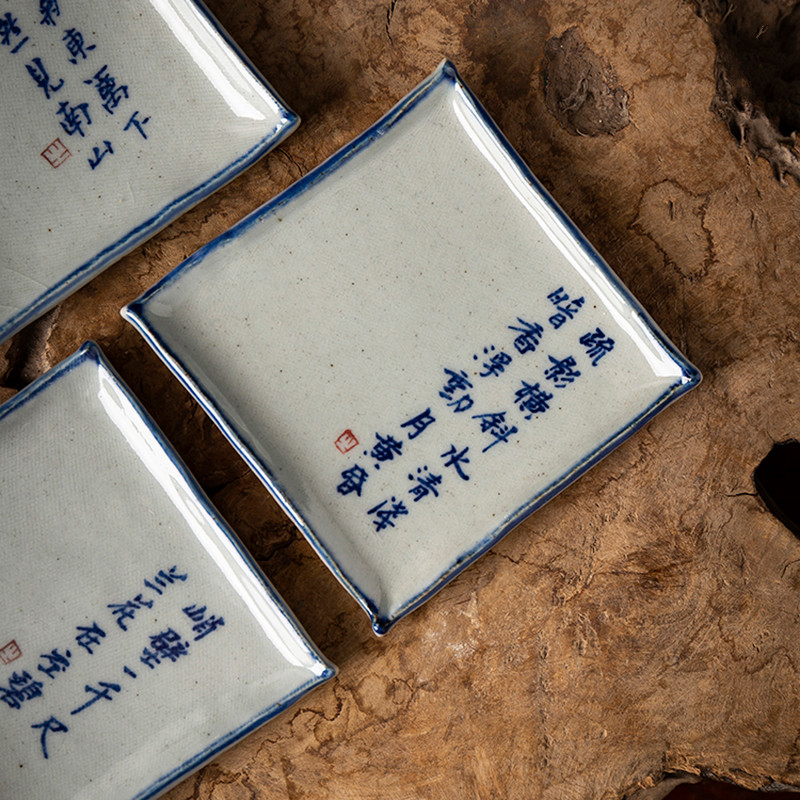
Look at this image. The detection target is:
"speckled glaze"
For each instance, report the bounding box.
[124,61,700,635]
[0,342,334,800]
[0,0,298,344]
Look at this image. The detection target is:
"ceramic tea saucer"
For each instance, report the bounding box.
[0,342,334,800]
[0,0,298,344]
[124,60,701,635]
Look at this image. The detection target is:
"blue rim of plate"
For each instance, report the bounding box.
[0,0,299,346]
[0,341,336,800]
[124,59,702,636]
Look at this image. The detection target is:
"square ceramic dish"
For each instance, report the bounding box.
[124,60,701,635]
[0,0,298,343]
[0,342,334,800]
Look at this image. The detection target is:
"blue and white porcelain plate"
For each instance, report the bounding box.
[124,60,701,635]
[0,342,334,800]
[0,0,298,344]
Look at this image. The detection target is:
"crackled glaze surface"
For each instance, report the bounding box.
[0,344,332,800]
[125,63,697,633]
[0,0,296,343]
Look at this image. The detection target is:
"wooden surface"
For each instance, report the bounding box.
[3,0,800,798]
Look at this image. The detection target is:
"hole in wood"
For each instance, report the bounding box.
[753,439,800,539]
[694,0,800,183]
[666,779,799,798]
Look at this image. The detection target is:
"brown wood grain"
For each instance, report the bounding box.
[3,0,800,797]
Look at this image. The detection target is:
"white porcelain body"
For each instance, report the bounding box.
[125,61,700,635]
[0,0,298,342]
[0,343,333,800]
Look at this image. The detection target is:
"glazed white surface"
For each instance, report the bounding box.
[0,0,294,341]
[0,346,331,800]
[128,64,697,631]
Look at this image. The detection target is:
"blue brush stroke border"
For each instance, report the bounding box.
[124,59,702,636]
[0,0,299,346]
[0,341,336,800]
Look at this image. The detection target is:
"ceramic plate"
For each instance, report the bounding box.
[0,342,334,800]
[0,0,298,344]
[124,60,701,635]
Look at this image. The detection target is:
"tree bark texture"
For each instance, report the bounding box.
[3,0,800,798]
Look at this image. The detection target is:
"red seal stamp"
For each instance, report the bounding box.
[335,430,359,454]
[0,640,22,666]
[41,138,71,168]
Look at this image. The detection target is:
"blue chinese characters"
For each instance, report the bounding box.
[2,2,152,170]
[333,286,617,533]
[1,565,226,761]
